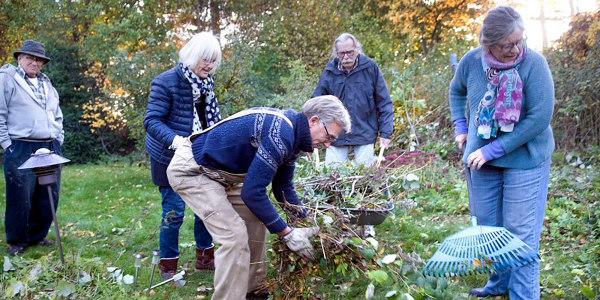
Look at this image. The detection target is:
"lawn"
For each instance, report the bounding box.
[0,152,598,299]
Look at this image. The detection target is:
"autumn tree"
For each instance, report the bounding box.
[381,0,493,56]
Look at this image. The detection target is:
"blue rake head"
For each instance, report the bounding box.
[422,223,539,277]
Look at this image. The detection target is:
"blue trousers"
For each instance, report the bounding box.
[3,140,62,247]
[159,186,212,258]
[469,158,551,300]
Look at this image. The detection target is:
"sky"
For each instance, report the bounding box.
[498,0,599,50]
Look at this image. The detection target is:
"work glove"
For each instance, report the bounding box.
[280,226,320,261]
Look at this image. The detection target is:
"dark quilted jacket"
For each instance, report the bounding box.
[143,66,194,166]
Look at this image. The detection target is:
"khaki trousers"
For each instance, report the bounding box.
[167,138,267,300]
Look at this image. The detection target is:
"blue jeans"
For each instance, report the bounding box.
[469,158,551,300]
[159,186,212,258]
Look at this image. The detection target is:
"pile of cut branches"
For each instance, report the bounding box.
[264,164,423,299]
[296,166,392,210]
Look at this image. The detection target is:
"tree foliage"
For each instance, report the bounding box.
[547,11,600,150]
[381,0,493,56]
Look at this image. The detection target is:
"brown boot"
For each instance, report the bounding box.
[158,257,178,280]
[195,246,215,270]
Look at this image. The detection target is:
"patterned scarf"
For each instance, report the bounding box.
[180,63,221,134]
[475,48,526,139]
[16,66,48,109]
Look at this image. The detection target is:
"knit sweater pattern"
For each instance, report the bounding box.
[191,108,313,233]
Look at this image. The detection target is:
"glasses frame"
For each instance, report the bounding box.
[320,121,337,143]
[21,54,45,64]
[497,38,527,53]
[336,49,356,58]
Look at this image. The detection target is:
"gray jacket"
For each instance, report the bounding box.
[312,54,393,146]
[0,64,64,150]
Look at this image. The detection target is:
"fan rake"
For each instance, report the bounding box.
[422,216,539,277]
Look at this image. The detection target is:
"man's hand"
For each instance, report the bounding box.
[281,226,320,260]
[455,134,467,150]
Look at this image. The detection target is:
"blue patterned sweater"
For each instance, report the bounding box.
[191,108,313,233]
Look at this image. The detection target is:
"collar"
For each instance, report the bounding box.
[337,55,359,72]
[295,113,313,153]
[16,65,47,81]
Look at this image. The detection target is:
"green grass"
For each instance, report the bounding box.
[0,154,598,299]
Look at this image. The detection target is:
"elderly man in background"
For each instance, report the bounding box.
[167,95,351,300]
[313,33,394,168]
[0,40,64,256]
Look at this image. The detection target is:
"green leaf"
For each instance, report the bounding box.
[580,286,596,298]
[368,270,389,285]
[362,248,376,260]
[56,280,76,297]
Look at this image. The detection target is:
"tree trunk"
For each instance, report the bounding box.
[538,0,548,50]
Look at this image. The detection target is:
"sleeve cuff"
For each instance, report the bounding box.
[453,118,468,136]
[264,217,288,234]
[481,140,506,161]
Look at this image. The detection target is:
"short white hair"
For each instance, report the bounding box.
[178,32,222,72]
[302,95,351,133]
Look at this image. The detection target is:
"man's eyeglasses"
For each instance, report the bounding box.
[497,38,526,53]
[336,49,356,58]
[22,55,45,63]
[321,121,337,143]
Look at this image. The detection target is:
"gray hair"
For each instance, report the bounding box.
[479,6,525,52]
[302,95,351,133]
[178,32,222,72]
[331,33,363,60]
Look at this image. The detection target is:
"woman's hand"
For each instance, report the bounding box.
[455,134,467,150]
[467,149,487,170]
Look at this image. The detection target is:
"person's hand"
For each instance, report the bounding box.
[280,226,320,260]
[455,134,467,150]
[467,149,487,170]
[379,138,391,150]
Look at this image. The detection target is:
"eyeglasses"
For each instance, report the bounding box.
[497,38,526,53]
[202,58,217,64]
[336,49,356,58]
[320,121,337,143]
[21,54,45,63]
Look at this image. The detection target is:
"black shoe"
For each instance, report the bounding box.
[469,288,504,298]
[246,288,270,299]
[36,239,55,247]
[7,245,25,256]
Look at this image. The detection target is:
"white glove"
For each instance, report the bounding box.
[281,226,320,261]
[169,135,185,150]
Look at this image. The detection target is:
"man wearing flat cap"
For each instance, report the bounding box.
[0,39,64,256]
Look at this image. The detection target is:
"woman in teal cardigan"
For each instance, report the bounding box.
[449,6,554,300]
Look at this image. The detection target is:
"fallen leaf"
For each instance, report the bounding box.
[365,283,375,299]
[79,271,92,284]
[385,290,397,297]
[366,237,378,249]
[56,280,76,297]
[381,254,396,264]
[3,256,15,272]
[122,274,134,285]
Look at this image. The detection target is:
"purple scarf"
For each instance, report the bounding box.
[475,48,526,139]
